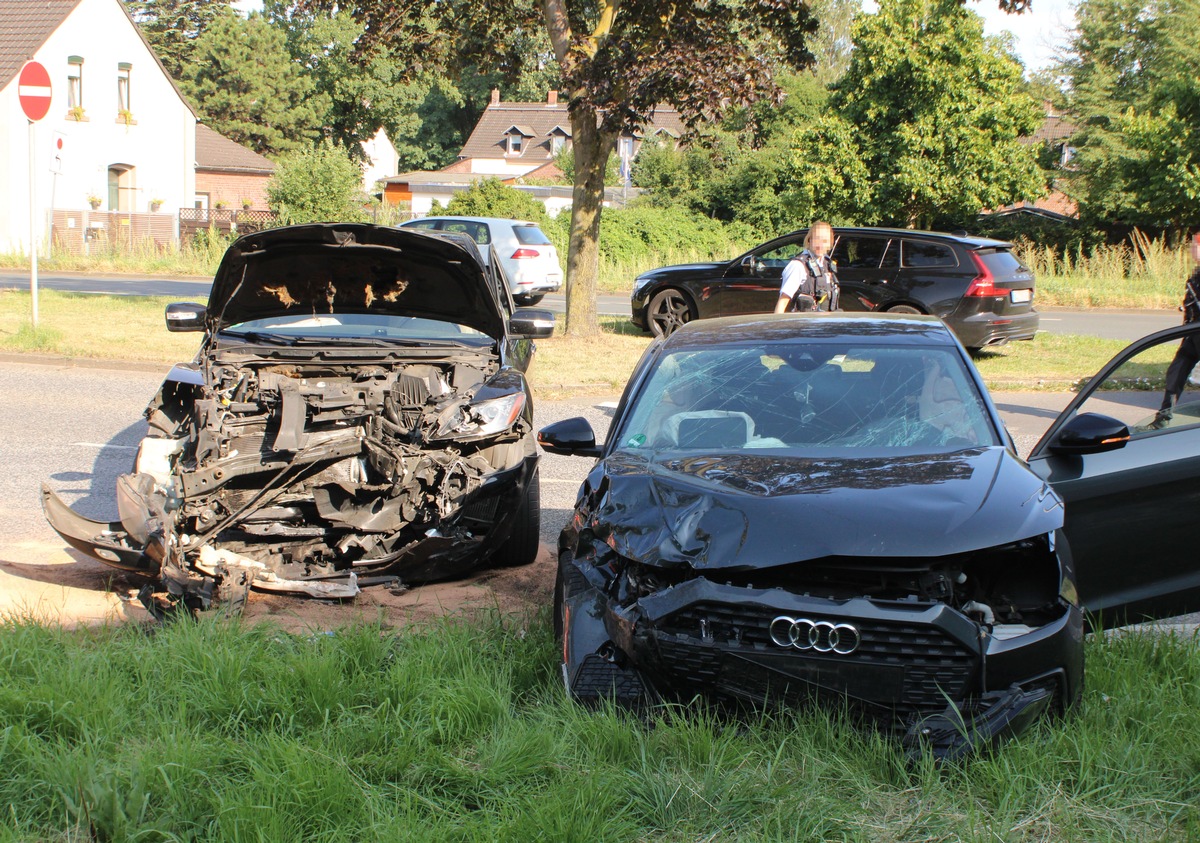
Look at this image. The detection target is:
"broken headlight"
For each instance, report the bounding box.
[439,392,526,439]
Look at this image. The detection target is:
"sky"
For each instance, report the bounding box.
[966,0,1077,73]
[234,0,1077,76]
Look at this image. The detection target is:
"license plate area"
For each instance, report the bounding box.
[1010,288,1032,304]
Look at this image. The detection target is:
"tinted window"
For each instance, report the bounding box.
[404,220,438,230]
[903,241,958,268]
[441,221,491,244]
[615,343,997,452]
[832,236,889,269]
[979,250,1025,277]
[513,225,552,246]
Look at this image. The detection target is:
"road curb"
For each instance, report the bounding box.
[0,351,168,374]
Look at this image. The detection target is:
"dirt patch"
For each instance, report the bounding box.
[0,540,557,633]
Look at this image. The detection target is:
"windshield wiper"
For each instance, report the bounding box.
[222,330,299,345]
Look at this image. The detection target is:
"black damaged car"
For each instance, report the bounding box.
[540,313,1200,758]
[43,223,554,615]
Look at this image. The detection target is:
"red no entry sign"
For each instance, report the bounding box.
[18,62,52,121]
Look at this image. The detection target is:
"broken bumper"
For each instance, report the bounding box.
[561,563,1081,753]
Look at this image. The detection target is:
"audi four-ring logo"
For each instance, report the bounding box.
[769,616,861,655]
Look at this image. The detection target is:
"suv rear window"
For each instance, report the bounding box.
[977,250,1026,277]
[903,241,958,268]
[514,225,552,246]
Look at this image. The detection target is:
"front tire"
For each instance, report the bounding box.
[491,469,540,567]
[647,288,695,338]
[886,303,924,315]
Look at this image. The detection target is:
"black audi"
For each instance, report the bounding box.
[630,227,1038,352]
[540,313,1200,758]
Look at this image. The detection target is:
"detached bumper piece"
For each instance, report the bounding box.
[903,684,1053,763]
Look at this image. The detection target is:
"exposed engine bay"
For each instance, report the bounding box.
[43,344,536,616]
[42,223,552,619]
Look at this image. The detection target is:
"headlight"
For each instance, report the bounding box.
[632,274,653,294]
[438,392,526,438]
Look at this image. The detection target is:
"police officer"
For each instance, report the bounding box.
[774,221,839,313]
[1149,232,1200,429]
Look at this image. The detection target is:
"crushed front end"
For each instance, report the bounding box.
[557,460,1084,761]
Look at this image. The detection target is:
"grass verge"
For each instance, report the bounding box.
[1,289,1164,395]
[0,612,1195,840]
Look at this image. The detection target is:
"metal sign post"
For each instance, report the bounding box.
[18,61,52,328]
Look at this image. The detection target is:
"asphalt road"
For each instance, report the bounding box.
[0,270,1180,340]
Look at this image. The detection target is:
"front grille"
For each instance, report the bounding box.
[651,600,977,720]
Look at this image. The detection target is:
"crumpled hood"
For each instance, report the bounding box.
[584,447,1063,570]
[207,224,505,338]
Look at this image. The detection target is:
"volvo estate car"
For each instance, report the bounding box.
[630,227,1038,351]
[42,224,555,617]
[540,313,1200,759]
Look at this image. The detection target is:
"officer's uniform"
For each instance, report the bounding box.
[779,250,839,312]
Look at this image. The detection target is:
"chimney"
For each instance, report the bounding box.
[547,90,558,106]
[490,88,500,106]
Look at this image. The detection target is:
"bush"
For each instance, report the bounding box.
[443,178,547,222]
[544,203,755,265]
[267,142,368,225]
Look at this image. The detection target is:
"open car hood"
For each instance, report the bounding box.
[207,224,506,339]
[587,446,1064,570]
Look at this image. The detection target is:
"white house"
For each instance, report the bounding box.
[360,127,398,196]
[0,0,197,253]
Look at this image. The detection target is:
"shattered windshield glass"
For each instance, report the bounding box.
[616,343,998,452]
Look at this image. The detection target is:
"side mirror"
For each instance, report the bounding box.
[165,302,206,332]
[739,255,760,276]
[1049,412,1130,455]
[510,308,555,338]
[538,416,602,457]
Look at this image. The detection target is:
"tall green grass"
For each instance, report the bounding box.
[1017,231,1190,309]
[0,613,1195,840]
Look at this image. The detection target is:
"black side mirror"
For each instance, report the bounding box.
[538,416,602,457]
[1049,412,1130,455]
[510,308,555,338]
[165,302,206,332]
[739,255,760,276]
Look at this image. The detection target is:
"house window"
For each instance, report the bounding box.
[117,63,131,113]
[507,133,523,154]
[107,164,135,212]
[550,135,565,155]
[67,55,83,112]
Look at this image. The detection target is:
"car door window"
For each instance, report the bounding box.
[831,236,889,269]
[1064,339,1195,434]
[442,221,491,244]
[902,241,958,268]
[404,220,438,230]
[754,240,803,270]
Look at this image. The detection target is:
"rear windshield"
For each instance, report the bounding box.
[514,225,552,246]
[977,249,1027,278]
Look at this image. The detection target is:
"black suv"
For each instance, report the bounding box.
[630,227,1038,351]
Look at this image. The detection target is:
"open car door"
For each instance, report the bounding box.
[1028,321,1200,626]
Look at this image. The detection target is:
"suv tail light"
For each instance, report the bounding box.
[511,248,540,259]
[965,252,999,297]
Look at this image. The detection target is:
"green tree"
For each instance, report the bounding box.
[182,13,326,157]
[1066,0,1200,230]
[267,142,367,224]
[124,0,234,79]
[812,0,1044,229]
[443,179,548,221]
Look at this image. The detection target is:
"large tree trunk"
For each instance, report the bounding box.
[564,107,615,337]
